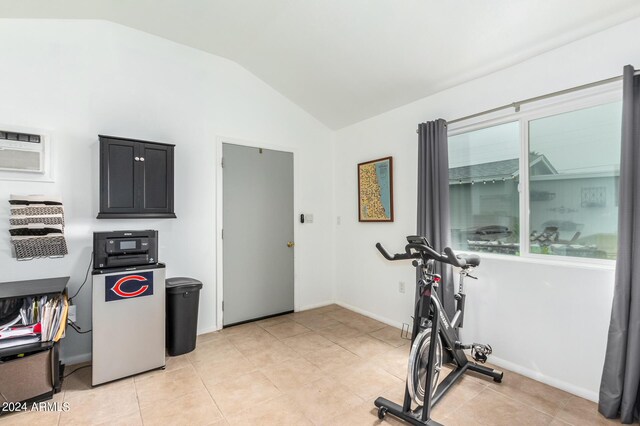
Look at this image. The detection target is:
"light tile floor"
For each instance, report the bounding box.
[4,304,621,425]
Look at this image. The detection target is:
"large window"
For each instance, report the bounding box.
[448,99,622,261]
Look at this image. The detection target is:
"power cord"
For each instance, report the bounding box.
[69,251,93,303]
[67,252,93,335]
[67,320,91,334]
[63,364,91,379]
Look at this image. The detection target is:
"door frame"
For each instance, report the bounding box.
[215,136,299,330]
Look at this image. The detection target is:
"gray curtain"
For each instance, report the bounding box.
[417,119,455,318]
[599,65,640,424]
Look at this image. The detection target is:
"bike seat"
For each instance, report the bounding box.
[457,253,480,268]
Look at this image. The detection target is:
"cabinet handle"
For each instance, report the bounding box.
[134,157,140,161]
[140,157,145,162]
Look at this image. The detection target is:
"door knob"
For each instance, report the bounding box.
[287,241,295,248]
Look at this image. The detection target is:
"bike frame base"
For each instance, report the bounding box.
[375,361,503,425]
[374,397,444,426]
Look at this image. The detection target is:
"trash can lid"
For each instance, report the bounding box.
[166,277,203,293]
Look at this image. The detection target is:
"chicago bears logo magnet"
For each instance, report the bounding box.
[105,271,154,302]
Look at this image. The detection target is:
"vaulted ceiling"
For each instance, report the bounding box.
[2,0,640,129]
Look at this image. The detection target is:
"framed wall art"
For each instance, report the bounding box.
[358,156,394,222]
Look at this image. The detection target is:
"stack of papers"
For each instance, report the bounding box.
[0,293,69,350]
[40,294,69,342]
[19,295,48,325]
[0,336,40,349]
[0,314,21,331]
[0,323,42,349]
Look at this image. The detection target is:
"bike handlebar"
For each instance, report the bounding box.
[375,243,414,261]
[376,241,467,268]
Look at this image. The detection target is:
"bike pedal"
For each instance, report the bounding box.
[473,352,488,363]
[471,344,492,363]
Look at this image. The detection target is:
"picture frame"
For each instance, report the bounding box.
[358,156,394,222]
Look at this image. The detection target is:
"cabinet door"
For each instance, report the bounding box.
[139,143,175,216]
[99,138,140,214]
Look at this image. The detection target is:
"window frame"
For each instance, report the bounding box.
[447,81,622,267]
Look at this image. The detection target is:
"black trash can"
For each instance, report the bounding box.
[166,277,203,356]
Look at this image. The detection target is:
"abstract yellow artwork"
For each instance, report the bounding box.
[358,156,394,222]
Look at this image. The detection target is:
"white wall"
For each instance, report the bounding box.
[333,17,640,401]
[0,19,334,364]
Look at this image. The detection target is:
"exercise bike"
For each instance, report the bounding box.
[374,235,503,426]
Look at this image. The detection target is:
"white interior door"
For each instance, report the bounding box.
[222,143,294,326]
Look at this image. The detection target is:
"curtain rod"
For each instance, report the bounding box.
[416,71,636,133]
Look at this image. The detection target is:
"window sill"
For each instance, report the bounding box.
[455,250,616,272]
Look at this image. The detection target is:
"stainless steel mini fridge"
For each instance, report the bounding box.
[91,264,166,386]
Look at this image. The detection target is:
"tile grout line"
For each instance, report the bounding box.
[201,326,315,422]
[55,389,65,426]
[187,348,228,424]
[481,386,562,420]
[132,375,144,425]
[225,391,285,424]
[489,375,576,416]
[549,396,577,426]
[550,415,574,425]
[440,384,489,422]
[264,325,370,426]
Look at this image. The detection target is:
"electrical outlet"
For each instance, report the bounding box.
[336,216,341,225]
[68,304,77,323]
[399,281,406,293]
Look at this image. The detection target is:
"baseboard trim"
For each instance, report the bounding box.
[335,301,405,329]
[198,324,221,334]
[209,301,337,332]
[334,300,599,402]
[297,301,336,312]
[487,355,598,402]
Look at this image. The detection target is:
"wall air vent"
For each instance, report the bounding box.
[0,130,41,144]
[0,129,45,174]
